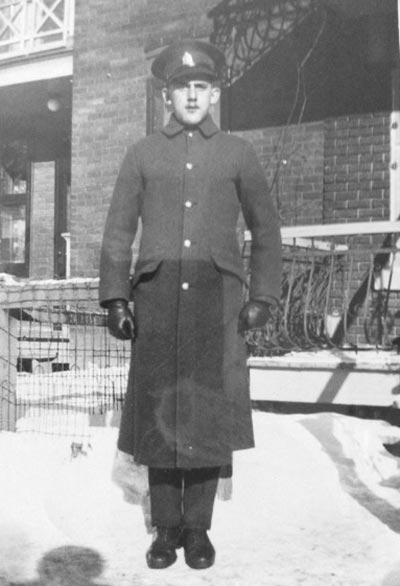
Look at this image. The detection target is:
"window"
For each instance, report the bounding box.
[0,140,29,277]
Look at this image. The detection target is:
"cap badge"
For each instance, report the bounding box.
[182,52,195,67]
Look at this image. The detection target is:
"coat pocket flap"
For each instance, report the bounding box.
[210,252,247,284]
[130,259,162,288]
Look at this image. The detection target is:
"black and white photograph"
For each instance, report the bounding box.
[1,1,400,584]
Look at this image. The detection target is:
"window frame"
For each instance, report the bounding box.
[0,163,31,277]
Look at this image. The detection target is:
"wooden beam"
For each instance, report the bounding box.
[244,221,400,243]
[0,53,72,87]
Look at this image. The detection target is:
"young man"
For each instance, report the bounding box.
[99,39,282,570]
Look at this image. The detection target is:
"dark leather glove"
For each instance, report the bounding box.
[107,299,135,340]
[238,300,274,334]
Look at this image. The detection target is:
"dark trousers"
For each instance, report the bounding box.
[148,467,220,530]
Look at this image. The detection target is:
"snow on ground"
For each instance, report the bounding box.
[1,411,400,585]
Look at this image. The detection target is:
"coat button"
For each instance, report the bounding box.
[184,239,191,248]
[186,162,193,170]
[188,132,193,138]
[185,201,192,208]
[182,282,189,290]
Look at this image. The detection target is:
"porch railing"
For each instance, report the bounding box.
[0,0,74,60]
[243,221,400,356]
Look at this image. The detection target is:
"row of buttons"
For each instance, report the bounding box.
[182,152,194,292]
[181,129,194,453]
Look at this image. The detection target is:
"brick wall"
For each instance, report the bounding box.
[236,113,390,229]
[142,0,218,52]
[70,0,147,277]
[323,113,390,224]
[30,162,55,279]
[238,122,325,225]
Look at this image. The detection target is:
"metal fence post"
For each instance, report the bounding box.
[0,306,17,432]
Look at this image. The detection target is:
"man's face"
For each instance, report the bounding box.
[162,78,221,126]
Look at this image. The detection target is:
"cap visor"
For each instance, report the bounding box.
[167,65,218,83]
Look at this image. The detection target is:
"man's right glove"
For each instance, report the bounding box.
[106,299,135,340]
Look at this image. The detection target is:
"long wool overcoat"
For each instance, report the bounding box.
[99,114,282,469]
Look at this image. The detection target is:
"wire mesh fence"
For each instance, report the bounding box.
[0,278,129,438]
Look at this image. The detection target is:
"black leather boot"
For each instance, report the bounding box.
[182,529,215,570]
[146,526,182,569]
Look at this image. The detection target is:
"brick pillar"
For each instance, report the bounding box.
[30,161,55,279]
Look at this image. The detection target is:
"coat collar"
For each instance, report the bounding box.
[162,114,219,138]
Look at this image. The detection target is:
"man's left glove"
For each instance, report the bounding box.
[238,300,274,334]
[107,299,135,340]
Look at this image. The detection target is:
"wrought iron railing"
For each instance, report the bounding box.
[0,0,74,60]
[244,221,400,355]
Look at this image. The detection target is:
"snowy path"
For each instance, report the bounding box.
[1,411,400,585]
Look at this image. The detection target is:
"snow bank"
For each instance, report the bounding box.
[1,411,400,585]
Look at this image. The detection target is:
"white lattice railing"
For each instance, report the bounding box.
[0,0,74,59]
